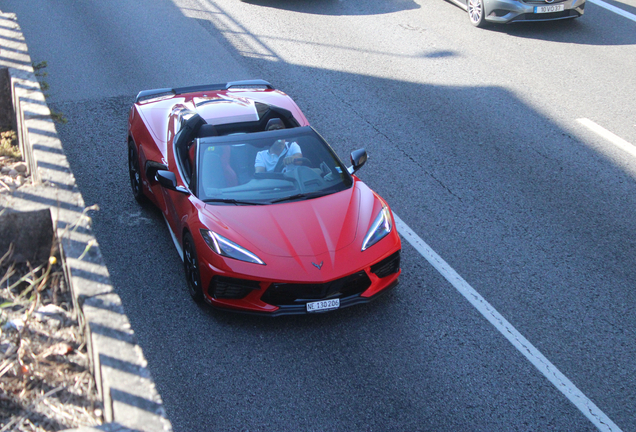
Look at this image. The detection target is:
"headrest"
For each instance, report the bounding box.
[265,118,285,131]
[199,124,218,138]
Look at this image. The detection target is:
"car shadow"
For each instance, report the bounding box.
[240,0,421,15]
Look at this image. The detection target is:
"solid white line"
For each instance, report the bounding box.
[392,213,622,432]
[577,118,636,158]
[587,0,636,22]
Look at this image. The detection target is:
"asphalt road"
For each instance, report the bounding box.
[2,0,636,430]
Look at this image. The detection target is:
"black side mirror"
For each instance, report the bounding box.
[156,170,189,194]
[348,148,367,175]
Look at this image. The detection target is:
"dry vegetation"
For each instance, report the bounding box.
[0,128,20,160]
[0,247,103,431]
[1,128,28,194]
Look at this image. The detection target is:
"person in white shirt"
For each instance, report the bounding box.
[254,138,302,173]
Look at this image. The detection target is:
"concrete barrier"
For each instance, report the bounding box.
[0,11,172,432]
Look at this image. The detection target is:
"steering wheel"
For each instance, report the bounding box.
[274,156,313,172]
[292,157,312,168]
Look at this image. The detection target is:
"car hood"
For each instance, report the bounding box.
[201,186,367,258]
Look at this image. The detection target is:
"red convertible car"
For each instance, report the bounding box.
[127,80,401,315]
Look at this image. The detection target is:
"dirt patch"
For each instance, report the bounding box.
[0,246,103,430]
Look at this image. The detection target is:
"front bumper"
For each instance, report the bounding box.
[484,0,585,23]
[213,278,400,317]
[200,250,401,316]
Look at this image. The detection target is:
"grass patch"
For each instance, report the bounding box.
[31,61,67,124]
[50,111,67,124]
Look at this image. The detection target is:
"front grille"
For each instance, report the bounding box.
[523,0,566,4]
[210,276,260,299]
[261,272,372,306]
[370,251,401,279]
[512,10,578,20]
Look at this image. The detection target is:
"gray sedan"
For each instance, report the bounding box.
[448,0,585,26]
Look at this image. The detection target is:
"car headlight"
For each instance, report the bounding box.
[200,229,265,265]
[361,205,393,251]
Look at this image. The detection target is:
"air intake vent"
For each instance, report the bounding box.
[262,272,372,306]
[370,251,401,279]
[210,276,260,299]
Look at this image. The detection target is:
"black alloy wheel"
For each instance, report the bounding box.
[183,232,204,303]
[468,0,487,27]
[128,142,147,204]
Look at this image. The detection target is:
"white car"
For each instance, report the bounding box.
[449,0,585,27]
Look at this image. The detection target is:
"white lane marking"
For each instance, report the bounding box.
[392,213,622,432]
[588,0,636,22]
[577,118,636,158]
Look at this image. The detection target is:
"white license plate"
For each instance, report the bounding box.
[306,298,340,312]
[534,4,565,13]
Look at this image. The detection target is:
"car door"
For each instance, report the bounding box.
[160,111,200,249]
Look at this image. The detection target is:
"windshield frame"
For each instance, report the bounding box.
[195,126,353,205]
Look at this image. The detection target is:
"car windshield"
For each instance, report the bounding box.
[196,126,352,205]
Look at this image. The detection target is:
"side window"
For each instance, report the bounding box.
[172,110,196,186]
[172,128,192,187]
[187,141,197,185]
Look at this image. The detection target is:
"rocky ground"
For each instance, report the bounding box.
[1,129,28,193]
[0,126,103,430]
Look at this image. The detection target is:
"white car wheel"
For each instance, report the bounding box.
[468,0,487,27]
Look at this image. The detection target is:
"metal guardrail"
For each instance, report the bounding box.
[0,10,172,432]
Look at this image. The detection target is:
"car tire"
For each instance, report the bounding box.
[468,0,488,27]
[128,142,148,204]
[183,232,204,303]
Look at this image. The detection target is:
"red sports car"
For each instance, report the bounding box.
[127,80,401,315]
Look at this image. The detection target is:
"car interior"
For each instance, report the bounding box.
[166,103,350,203]
[197,128,347,200]
[172,104,300,189]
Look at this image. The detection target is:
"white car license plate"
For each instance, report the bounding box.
[306,298,340,312]
[534,4,565,13]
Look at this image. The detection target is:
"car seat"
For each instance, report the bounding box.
[265,118,285,131]
[201,146,237,190]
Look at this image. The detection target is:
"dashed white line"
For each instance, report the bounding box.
[577,118,636,158]
[392,213,622,432]
[587,0,636,22]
